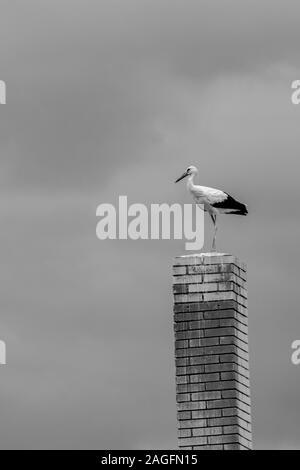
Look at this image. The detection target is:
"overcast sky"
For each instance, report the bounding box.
[0,0,300,449]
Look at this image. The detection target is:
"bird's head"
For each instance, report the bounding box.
[175,165,198,183]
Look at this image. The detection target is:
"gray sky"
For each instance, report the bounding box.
[0,0,300,449]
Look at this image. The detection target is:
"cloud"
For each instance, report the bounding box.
[1,0,300,449]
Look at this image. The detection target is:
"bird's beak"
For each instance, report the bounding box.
[175,171,188,183]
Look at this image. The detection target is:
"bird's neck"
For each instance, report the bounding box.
[187,173,197,191]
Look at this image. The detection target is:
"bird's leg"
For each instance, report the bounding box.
[210,213,217,252]
[213,215,218,252]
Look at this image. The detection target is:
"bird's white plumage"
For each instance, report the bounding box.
[188,183,228,208]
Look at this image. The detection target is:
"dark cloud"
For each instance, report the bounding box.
[0,0,300,449]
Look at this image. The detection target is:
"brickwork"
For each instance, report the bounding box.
[173,253,252,450]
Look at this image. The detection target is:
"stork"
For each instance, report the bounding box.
[175,165,248,252]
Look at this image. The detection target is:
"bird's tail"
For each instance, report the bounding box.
[229,204,248,216]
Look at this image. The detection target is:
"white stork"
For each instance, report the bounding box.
[175,165,248,251]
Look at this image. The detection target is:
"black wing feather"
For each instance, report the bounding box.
[212,193,248,215]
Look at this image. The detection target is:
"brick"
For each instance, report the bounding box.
[192,427,222,437]
[205,380,237,391]
[178,429,191,438]
[173,274,203,285]
[203,273,233,283]
[188,320,204,330]
[173,294,201,303]
[177,401,206,411]
[223,443,241,450]
[217,281,233,291]
[203,345,236,355]
[204,328,235,338]
[192,409,222,419]
[177,364,205,375]
[175,347,204,358]
[175,340,189,349]
[173,254,238,266]
[189,319,220,329]
[188,283,219,293]
[174,311,204,322]
[173,284,188,294]
[194,444,223,450]
[177,411,191,420]
[189,337,219,348]
[188,264,232,275]
[177,383,206,393]
[220,371,237,381]
[178,436,207,446]
[190,372,220,383]
[207,399,237,409]
[176,375,188,384]
[208,434,239,445]
[174,322,189,332]
[208,416,240,427]
[189,355,219,365]
[204,362,236,374]
[204,309,235,320]
[173,266,187,275]
[191,391,221,401]
[179,419,207,429]
[203,291,235,302]
[175,330,204,340]
[176,393,190,402]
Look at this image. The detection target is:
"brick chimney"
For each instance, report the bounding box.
[173,253,252,450]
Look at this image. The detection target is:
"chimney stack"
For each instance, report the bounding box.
[173,253,252,450]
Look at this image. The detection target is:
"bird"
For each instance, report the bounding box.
[175,165,248,252]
